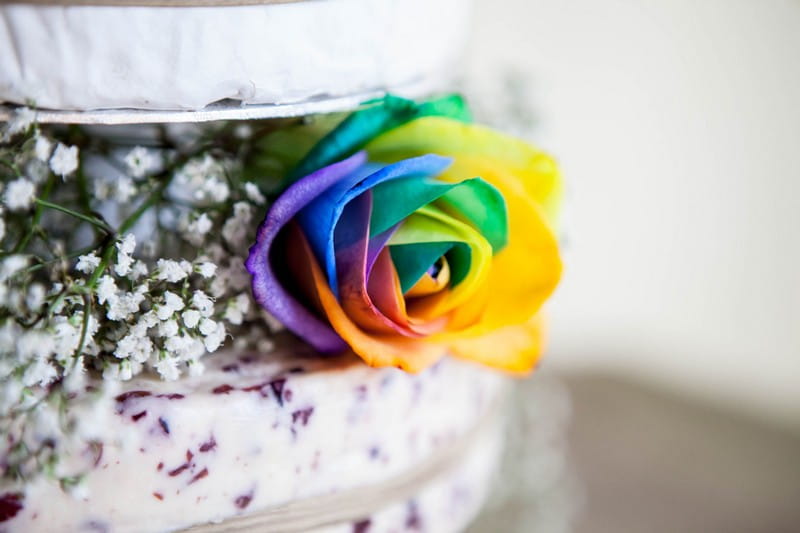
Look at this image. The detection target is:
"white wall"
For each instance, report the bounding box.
[466,0,800,425]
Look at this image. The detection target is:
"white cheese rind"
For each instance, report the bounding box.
[0,0,470,111]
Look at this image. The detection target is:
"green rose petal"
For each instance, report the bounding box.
[370,175,508,253]
[389,241,455,293]
[389,205,492,298]
[287,94,472,184]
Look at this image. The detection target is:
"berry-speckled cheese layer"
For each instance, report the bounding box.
[3,336,506,532]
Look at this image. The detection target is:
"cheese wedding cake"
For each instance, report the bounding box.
[0,2,563,532]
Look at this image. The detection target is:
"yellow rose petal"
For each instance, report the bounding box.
[447,313,548,374]
[367,116,563,227]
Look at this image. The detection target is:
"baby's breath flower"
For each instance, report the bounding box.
[128,260,148,281]
[115,331,154,363]
[118,359,134,380]
[106,288,145,321]
[114,234,136,277]
[0,379,24,413]
[49,143,79,177]
[130,311,158,338]
[156,259,188,283]
[4,178,36,211]
[52,317,81,357]
[234,124,252,139]
[163,333,204,361]
[191,290,214,317]
[62,356,87,394]
[26,283,45,312]
[163,291,185,312]
[181,309,201,329]
[244,182,266,205]
[2,107,35,140]
[204,243,226,263]
[1,255,29,283]
[158,319,179,338]
[1,257,25,284]
[19,331,58,386]
[102,362,121,381]
[222,201,253,250]
[171,154,230,206]
[96,275,118,305]
[154,355,180,381]
[75,252,101,274]
[196,262,217,279]
[224,293,251,326]
[206,324,226,352]
[114,333,138,359]
[114,176,137,203]
[198,318,217,336]
[181,212,213,246]
[187,359,205,377]
[34,135,53,162]
[17,329,56,363]
[123,146,157,179]
[156,305,172,321]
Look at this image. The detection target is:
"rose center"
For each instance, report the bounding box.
[404,256,450,298]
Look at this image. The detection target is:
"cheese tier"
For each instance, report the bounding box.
[2,336,506,532]
[0,0,470,111]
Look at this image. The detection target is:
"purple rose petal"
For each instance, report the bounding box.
[245,152,367,353]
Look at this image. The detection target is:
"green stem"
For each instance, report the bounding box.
[34,199,113,234]
[13,176,55,253]
[73,293,92,358]
[0,158,21,176]
[75,166,94,221]
[18,244,98,276]
[86,177,172,288]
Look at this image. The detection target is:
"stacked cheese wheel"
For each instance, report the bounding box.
[7,336,506,532]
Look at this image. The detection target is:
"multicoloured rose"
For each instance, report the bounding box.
[246,95,562,373]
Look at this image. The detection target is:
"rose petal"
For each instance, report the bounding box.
[334,191,408,335]
[335,193,443,337]
[367,118,563,342]
[288,93,471,183]
[245,152,367,353]
[371,175,508,252]
[295,229,446,372]
[366,116,563,226]
[448,314,547,374]
[389,205,493,325]
[296,155,452,295]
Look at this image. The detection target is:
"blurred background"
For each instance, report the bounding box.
[463,1,800,531]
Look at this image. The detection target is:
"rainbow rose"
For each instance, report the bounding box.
[246,96,562,373]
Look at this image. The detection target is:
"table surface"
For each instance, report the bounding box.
[469,372,800,533]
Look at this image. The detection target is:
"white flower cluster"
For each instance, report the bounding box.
[1,115,282,484]
[170,153,231,205]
